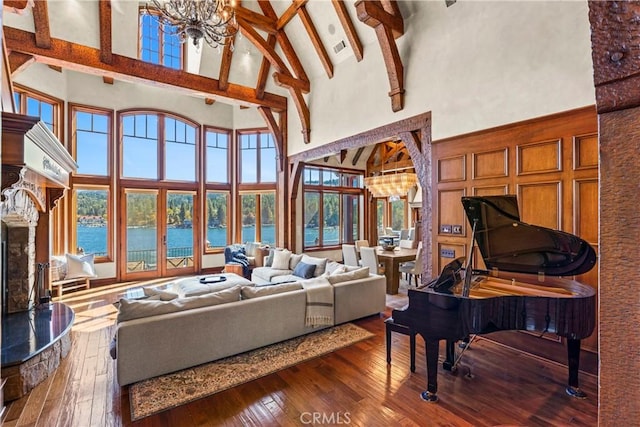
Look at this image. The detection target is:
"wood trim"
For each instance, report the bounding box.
[99,0,112,64]
[235,6,277,34]
[275,0,308,30]
[332,0,364,62]
[297,5,333,79]
[4,27,288,110]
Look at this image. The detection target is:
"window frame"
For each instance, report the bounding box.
[138,8,184,70]
[13,84,63,140]
[302,165,364,250]
[69,104,115,262]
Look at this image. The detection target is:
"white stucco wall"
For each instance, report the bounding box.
[289,0,596,155]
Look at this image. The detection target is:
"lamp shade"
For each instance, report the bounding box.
[364,173,418,198]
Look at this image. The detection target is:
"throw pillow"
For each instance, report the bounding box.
[289,253,304,270]
[65,253,97,279]
[300,254,328,276]
[265,248,276,267]
[272,249,292,270]
[327,267,370,285]
[50,255,67,281]
[293,261,316,279]
[117,285,241,322]
[241,282,303,299]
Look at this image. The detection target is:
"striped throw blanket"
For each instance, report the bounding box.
[300,277,334,327]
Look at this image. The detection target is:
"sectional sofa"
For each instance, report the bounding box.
[114,257,386,386]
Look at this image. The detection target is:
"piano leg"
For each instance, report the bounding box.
[442,340,456,372]
[420,338,440,402]
[566,338,587,399]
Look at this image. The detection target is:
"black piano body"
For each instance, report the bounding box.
[392,195,597,402]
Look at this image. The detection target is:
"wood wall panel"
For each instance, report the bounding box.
[431,106,599,363]
[518,182,561,230]
[472,148,508,179]
[473,185,509,196]
[574,133,598,170]
[438,189,466,235]
[437,242,466,272]
[438,155,465,182]
[517,139,562,175]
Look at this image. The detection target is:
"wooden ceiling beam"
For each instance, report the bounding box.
[32,0,51,49]
[238,18,290,75]
[99,0,113,64]
[258,0,309,83]
[356,0,403,38]
[4,27,287,110]
[331,0,363,62]
[218,34,236,91]
[273,72,310,94]
[290,88,311,144]
[3,1,31,14]
[276,0,308,30]
[8,51,34,77]
[235,6,277,34]
[352,146,365,166]
[255,34,276,99]
[257,106,284,171]
[297,5,333,79]
[356,0,404,112]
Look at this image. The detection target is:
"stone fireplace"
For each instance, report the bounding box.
[1,112,77,402]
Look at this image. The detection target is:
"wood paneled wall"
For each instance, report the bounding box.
[430,106,599,355]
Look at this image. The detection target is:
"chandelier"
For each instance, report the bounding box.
[147,0,238,49]
[364,173,418,198]
[364,141,418,198]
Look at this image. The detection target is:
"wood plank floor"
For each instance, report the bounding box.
[2,278,598,426]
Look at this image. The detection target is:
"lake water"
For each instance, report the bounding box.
[76,225,340,256]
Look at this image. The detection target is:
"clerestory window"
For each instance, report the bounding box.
[139,9,183,69]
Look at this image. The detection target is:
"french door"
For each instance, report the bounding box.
[121,188,197,279]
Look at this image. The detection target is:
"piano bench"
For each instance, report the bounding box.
[385,317,416,373]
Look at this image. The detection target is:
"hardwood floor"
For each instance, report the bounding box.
[2,278,598,426]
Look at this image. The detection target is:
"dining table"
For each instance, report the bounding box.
[376,247,418,294]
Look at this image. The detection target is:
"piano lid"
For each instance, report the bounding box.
[461,195,597,276]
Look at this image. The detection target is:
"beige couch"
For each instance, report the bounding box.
[114,265,386,386]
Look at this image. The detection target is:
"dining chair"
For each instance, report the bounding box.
[399,242,423,286]
[408,228,415,241]
[359,247,385,275]
[354,239,370,253]
[399,229,409,240]
[341,244,359,267]
[385,227,394,236]
[398,239,415,249]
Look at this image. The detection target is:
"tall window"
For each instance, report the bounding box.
[13,86,61,137]
[121,113,197,181]
[206,128,230,184]
[303,167,363,249]
[139,11,182,69]
[204,127,232,250]
[239,131,276,184]
[70,105,114,260]
[239,192,276,245]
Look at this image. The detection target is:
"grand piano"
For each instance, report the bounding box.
[392,195,597,402]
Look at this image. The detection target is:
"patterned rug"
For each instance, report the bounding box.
[129,323,375,421]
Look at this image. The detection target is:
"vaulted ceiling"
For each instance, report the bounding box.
[3,0,410,147]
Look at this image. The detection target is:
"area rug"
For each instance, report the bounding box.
[129,323,374,421]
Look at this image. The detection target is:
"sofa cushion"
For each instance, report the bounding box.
[173,275,253,297]
[324,260,343,275]
[272,250,292,270]
[252,266,294,282]
[326,267,370,285]
[270,274,300,285]
[117,286,241,322]
[241,282,303,299]
[289,253,303,270]
[142,287,179,301]
[293,261,316,279]
[301,254,328,276]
